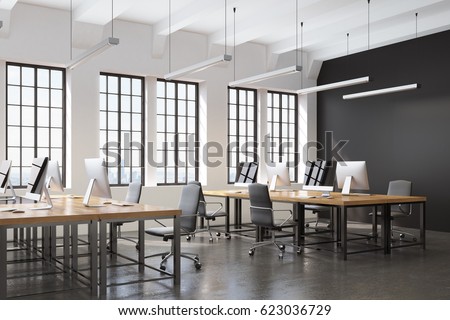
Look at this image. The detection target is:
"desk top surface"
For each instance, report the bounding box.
[0,196,180,226]
[203,189,427,206]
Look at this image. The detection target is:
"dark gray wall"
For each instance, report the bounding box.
[317,29,450,232]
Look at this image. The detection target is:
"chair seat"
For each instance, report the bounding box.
[145,227,175,239]
[204,210,227,219]
[305,204,329,212]
[273,219,297,228]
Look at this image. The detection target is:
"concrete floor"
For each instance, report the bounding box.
[5,224,450,300]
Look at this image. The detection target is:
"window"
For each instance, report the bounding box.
[6,63,66,187]
[100,73,144,186]
[227,87,257,183]
[267,91,298,182]
[156,79,198,185]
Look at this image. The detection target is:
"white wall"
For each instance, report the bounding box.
[0,3,318,231]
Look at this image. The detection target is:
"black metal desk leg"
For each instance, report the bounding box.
[138,220,145,272]
[383,204,391,254]
[89,221,98,297]
[173,215,181,286]
[340,206,347,260]
[0,227,6,299]
[294,203,304,245]
[420,202,426,249]
[225,197,230,234]
[372,205,378,241]
[71,223,78,274]
[63,224,70,274]
[99,220,107,298]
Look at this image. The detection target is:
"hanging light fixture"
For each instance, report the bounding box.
[343,1,420,100]
[67,0,119,70]
[164,0,232,80]
[229,0,302,88]
[297,24,370,94]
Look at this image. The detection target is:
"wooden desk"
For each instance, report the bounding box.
[0,197,181,299]
[203,189,427,260]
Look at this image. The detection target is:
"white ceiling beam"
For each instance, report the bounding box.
[0,0,17,10]
[74,0,133,25]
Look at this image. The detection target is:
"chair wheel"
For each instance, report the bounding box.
[194,256,200,262]
[216,232,221,236]
[305,223,310,228]
[278,253,284,259]
[195,262,202,270]
[400,233,405,239]
[160,265,166,271]
[161,254,166,260]
[297,248,302,255]
[186,235,192,241]
[249,249,255,256]
[209,238,213,243]
[225,233,231,239]
[279,244,285,251]
[135,244,140,250]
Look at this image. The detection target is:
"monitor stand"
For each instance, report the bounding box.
[341,176,353,195]
[28,185,53,210]
[83,179,106,207]
[0,180,17,202]
[269,175,280,191]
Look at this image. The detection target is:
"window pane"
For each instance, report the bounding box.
[51,70,63,89]
[51,89,63,108]
[37,69,49,87]
[22,67,34,86]
[7,106,20,125]
[37,107,50,127]
[37,88,49,107]
[7,86,20,105]
[8,66,21,85]
[121,78,131,95]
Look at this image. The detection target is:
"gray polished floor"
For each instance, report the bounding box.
[6,225,450,300]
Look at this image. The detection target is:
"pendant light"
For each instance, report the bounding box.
[343,1,420,100]
[67,0,119,70]
[228,0,302,88]
[164,0,232,80]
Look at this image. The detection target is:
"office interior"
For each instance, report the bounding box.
[1,0,450,299]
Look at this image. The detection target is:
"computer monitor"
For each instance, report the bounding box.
[234,162,258,187]
[46,160,64,193]
[336,161,370,195]
[24,157,53,210]
[266,162,291,191]
[83,158,112,207]
[0,160,16,201]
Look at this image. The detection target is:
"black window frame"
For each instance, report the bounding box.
[99,72,145,186]
[6,62,66,188]
[227,87,258,184]
[156,79,199,186]
[267,91,298,182]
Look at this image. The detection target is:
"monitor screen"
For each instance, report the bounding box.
[235,162,258,184]
[46,160,64,193]
[25,157,49,200]
[336,161,370,194]
[84,158,112,199]
[0,160,12,193]
[266,162,291,190]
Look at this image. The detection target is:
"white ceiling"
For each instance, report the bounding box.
[4,0,450,62]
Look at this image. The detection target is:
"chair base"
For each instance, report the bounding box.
[145,251,202,270]
[248,233,302,259]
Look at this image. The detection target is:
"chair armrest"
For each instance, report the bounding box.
[203,201,224,216]
[273,209,293,226]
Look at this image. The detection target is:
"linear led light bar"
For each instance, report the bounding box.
[229,65,302,87]
[343,83,420,100]
[164,54,232,80]
[297,76,370,95]
[67,37,120,70]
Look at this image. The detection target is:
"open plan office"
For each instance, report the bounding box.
[0,0,450,301]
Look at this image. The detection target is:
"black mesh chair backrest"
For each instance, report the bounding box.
[178,184,201,232]
[387,180,412,213]
[125,182,142,203]
[248,183,274,228]
[187,181,206,218]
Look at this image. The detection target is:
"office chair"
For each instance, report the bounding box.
[371,180,416,241]
[248,183,302,259]
[145,184,202,270]
[303,160,333,230]
[108,182,142,252]
[188,181,230,242]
